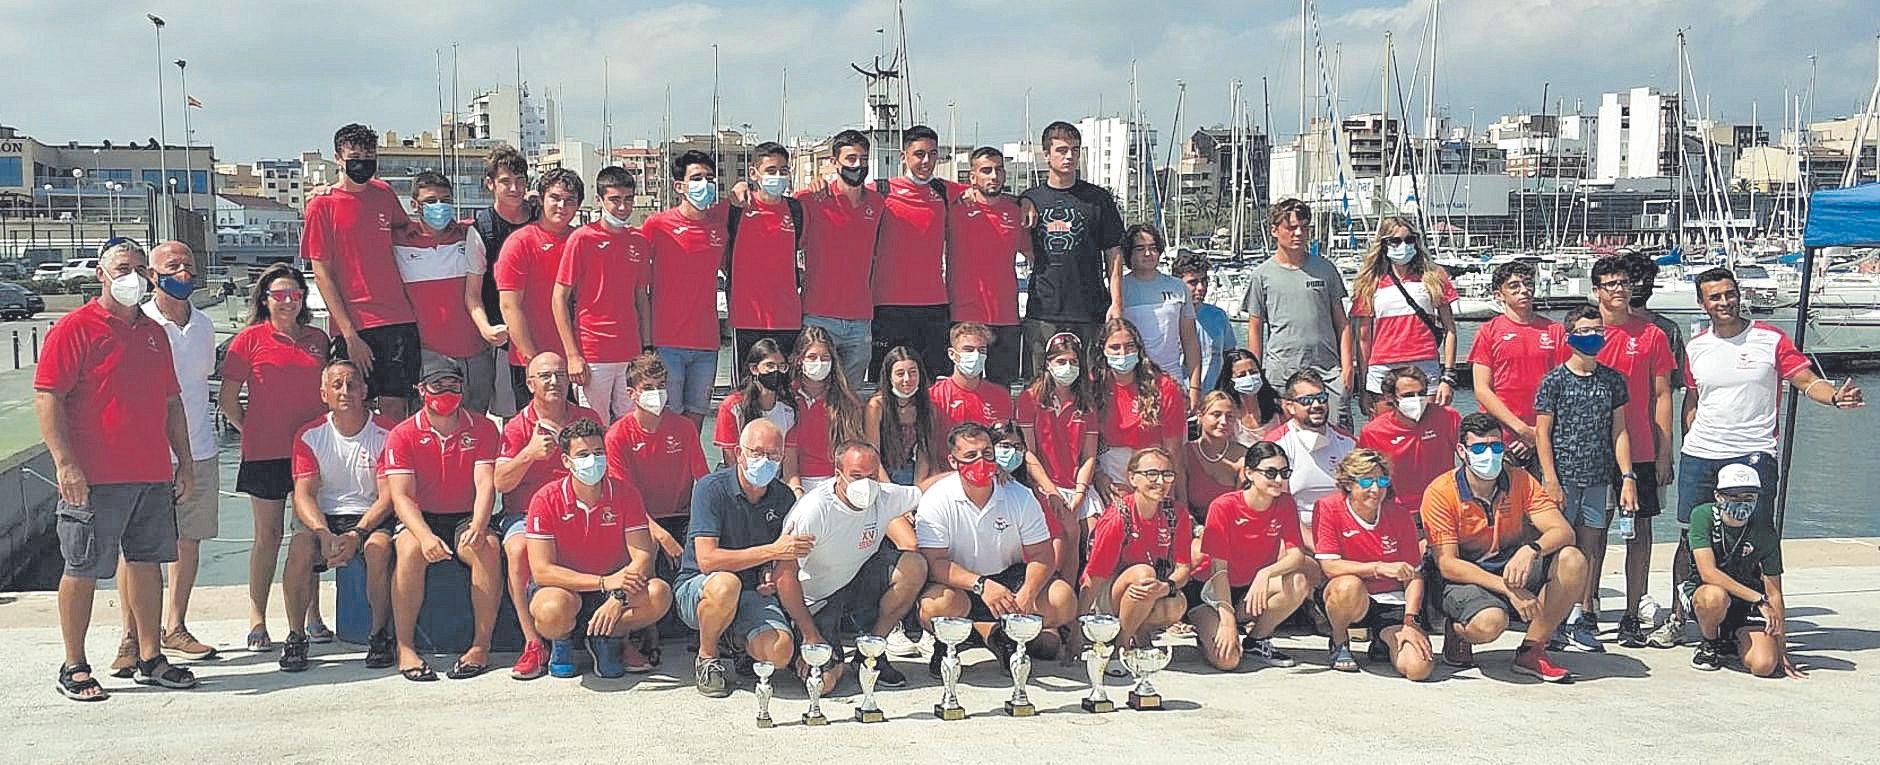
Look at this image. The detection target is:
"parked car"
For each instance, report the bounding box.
[0,282,45,320]
[59,258,100,282]
[32,263,63,283]
[0,261,25,280]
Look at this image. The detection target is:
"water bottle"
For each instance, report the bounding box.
[1616,511,1636,541]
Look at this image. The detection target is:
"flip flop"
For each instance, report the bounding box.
[400,663,438,682]
[446,660,489,680]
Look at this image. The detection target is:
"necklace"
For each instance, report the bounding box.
[1195,437,1230,464]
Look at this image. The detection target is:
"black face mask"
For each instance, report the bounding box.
[344,158,377,184]
[837,164,869,187]
[756,370,789,391]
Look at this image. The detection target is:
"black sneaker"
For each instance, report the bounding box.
[927,644,945,678]
[364,630,396,669]
[279,633,310,673]
[1616,615,1648,649]
[1243,636,1298,668]
[874,655,908,687]
[1691,640,1725,671]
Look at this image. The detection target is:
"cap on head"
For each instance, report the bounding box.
[1715,464,1761,493]
[98,236,145,260]
[419,355,464,385]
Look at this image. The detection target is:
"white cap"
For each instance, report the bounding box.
[1716,464,1761,492]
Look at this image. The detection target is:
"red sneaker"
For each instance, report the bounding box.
[621,640,653,674]
[1512,643,1572,683]
[512,640,549,680]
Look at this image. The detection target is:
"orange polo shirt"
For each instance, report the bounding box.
[1419,467,1559,562]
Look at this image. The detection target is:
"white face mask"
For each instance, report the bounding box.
[842,476,879,508]
[1396,395,1427,421]
[954,350,986,378]
[1387,243,1417,264]
[1232,373,1262,394]
[801,359,832,382]
[637,388,668,416]
[890,383,918,400]
[1048,363,1080,386]
[108,272,148,306]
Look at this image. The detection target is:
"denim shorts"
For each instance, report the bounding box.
[1675,451,1777,526]
[673,572,791,643]
[657,347,719,415]
[1559,483,1611,528]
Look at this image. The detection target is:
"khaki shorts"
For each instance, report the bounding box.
[173,455,221,541]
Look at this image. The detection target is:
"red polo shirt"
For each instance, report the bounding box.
[1014,388,1092,488]
[1356,404,1461,513]
[524,476,650,576]
[872,176,955,306]
[604,411,709,519]
[497,401,603,513]
[222,321,331,461]
[34,301,183,484]
[929,376,1014,434]
[301,179,415,329]
[391,222,486,358]
[495,222,573,365]
[377,409,501,514]
[1312,493,1422,595]
[1597,315,1674,464]
[1098,374,1185,448]
[793,386,836,478]
[1466,313,1568,426]
[946,195,1029,325]
[645,206,730,351]
[1200,491,1302,588]
[1084,495,1194,581]
[727,197,803,330]
[556,221,651,364]
[796,187,883,320]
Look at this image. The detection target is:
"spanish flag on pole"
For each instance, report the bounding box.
[187,95,203,108]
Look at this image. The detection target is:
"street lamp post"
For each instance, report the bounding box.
[72,168,84,232]
[176,58,194,212]
[148,13,170,240]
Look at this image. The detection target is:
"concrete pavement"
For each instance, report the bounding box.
[2,539,1876,763]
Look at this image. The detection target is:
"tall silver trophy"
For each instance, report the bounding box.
[1124,645,1172,710]
[1000,614,1045,717]
[800,642,834,726]
[753,660,776,729]
[1078,614,1122,713]
[852,635,889,723]
[931,616,973,721]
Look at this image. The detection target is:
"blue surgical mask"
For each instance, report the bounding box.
[686,179,718,209]
[1566,333,1607,356]
[1106,352,1140,374]
[156,274,196,300]
[1466,448,1504,480]
[420,201,455,231]
[1387,243,1416,264]
[1232,372,1262,394]
[570,454,607,486]
[743,454,780,486]
[994,445,1024,473]
[955,350,986,378]
[602,208,631,228]
[759,175,790,197]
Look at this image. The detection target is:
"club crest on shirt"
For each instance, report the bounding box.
[1538,334,1558,350]
[1267,518,1285,535]
[858,525,878,550]
[1626,336,1640,355]
[145,334,161,352]
[600,508,617,525]
[1381,534,1401,555]
[376,212,392,230]
[459,435,478,448]
[764,507,780,522]
[708,229,727,247]
[993,515,1012,532]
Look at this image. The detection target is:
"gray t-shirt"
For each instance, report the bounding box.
[1120,271,1195,376]
[1241,255,1347,378]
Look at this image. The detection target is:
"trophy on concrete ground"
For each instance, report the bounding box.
[1000,614,1044,717]
[1078,614,1121,713]
[1124,645,1172,710]
[800,642,834,726]
[931,617,973,721]
[853,635,889,723]
[753,660,776,729]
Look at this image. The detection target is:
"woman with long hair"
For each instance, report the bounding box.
[712,337,800,488]
[1117,223,1204,408]
[1080,447,1196,649]
[1349,215,1458,409]
[1185,441,1315,670]
[1015,331,1103,528]
[789,326,866,494]
[218,263,331,652]
[865,346,938,486]
[987,421,1078,586]
[1091,318,1187,512]
[1216,348,1284,444]
[1184,391,1246,524]
[1313,448,1431,678]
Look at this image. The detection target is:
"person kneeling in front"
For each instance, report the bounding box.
[1314,448,1433,680]
[1080,447,1195,649]
[524,418,673,679]
[382,358,505,681]
[280,360,400,672]
[1187,442,1315,670]
[1422,413,1587,683]
[916,422,1078,677]
[1685,464,1803,677]
[674,419,801,697]
[773,441,927,694]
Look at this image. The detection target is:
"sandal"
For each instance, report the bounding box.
[1163,623,1198,639]
[133,654,199,689]
[57,663,110,702]
[1329,642,1360,672]
[400,663,438,682]
[446,660,489,680]
[246,626,273,653]
[305,622,336,644]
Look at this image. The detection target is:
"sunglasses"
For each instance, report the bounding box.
[1133,469,1177,482]
[1382,236,1417,246]
[1250,466,1294,480]
[1353,476,1392,489]
[1465,442,1507,455]
[1291,392,1330,406]
[268,288,305,302]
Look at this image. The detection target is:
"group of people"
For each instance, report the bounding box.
[37,118,1858,704]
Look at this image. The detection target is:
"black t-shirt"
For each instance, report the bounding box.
[1020,180,1125,323]
[473,202,538,325]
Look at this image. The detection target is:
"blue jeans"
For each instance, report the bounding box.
[803,314,871,386]
[1675,451,1778,525]
[1559,483,1611,528]
[673,573,791,644]
[657,347,719,415]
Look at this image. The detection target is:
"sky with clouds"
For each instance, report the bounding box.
[4,0,1876,161]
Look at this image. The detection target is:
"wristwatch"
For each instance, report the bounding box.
[1621,471,1639,482]
[1525,541,1544,555]
[609,588,631,604]
[972,576,988,596]
[1751,595,1768,608]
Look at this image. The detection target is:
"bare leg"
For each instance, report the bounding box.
[247,497,286,633]
[1738,627,1781,677]
[120,562,165,661]
[1623,517,1653,619]
[1460,609,1510,645]
[1246,572,1311,639]
[164,538,203,630]
[695,572,744,659]
[1379,624,1434,681]
[1526,547,1589,643]
[1322,574,1371,648]
[1110,564,1161,646]
[529,587,579,641]
[916,583,970,631]
[282,532,318,636]
[392,532,428,669]
[1576,524,1607,616]
[1691,584,1729,640]
[870,552,928,637]
[59,575,99,666]
[362,534,395,633]
[503,534,540,646]
[1186,603,1243,670]
[619,580,674,632]
[463,533,502,666]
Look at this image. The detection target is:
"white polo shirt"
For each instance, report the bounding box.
[782,480,922,612]
[1681,321,1810,459]
[1266,420,1356,524]
[142,301,217,463]
[290,413,395,516]
[914,473,1051,576]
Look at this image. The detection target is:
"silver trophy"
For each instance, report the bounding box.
[800,642,834,726]
[853,635,889,723]
[1124,645,1172,710]
[1000,614,1044,717]
[753,660,776,729]
[931,617,974,721]
[1079,614,1122,713]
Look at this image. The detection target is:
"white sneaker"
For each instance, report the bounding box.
[1645,615,1687,649]
[1637,595,1666,628]
[885,625,923,658]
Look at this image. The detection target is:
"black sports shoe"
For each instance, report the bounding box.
[279,633,310,673]
[364,630,396,669]
[874,656,908,687]
[1616,615,1648,649]
[987,629,1018,677]
[1366,638,1391,663]
[928,644,945,678]
[1691,640,1725,671]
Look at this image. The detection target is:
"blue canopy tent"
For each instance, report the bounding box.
[1776,183,1880,527]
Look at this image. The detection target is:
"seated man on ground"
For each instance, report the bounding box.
[524,418,673,679]
[1684,464,1804,678]
[773,441,928,693]
[1187,441,1315,670]
[1421,412,1587,683]
[281,360,400,672]
[673,419,802,697]
[381,358,505,681]
[916,422,1078,676]
[1080,447,1195,649]
[1314,448,1432,680]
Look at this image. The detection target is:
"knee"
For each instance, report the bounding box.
[1744,646,1780,678]
[749,629,795,663]
[1690,585,1728,614]
[529,592,576,636]
[1463,610,1508,642]
[644,580,675,611]
[1278,572,1312,601]
[701,572,743,605]
[1553,545,1589,580]
[363,537,393,564]
[1398,653,1434,682]
[893,552,928,586]
[1325,575,1367,608]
